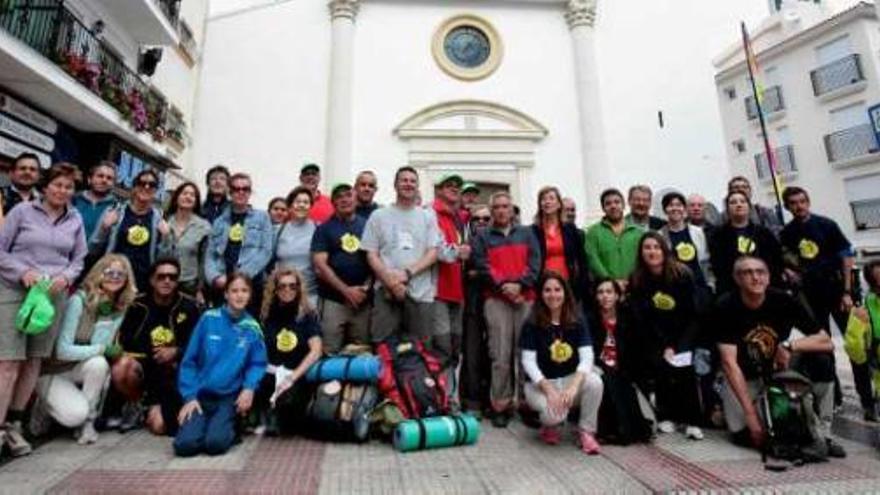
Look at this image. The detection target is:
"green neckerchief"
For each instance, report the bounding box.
[866,292,880,342]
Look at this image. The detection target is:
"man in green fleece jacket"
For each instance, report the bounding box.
[584,188,643,287]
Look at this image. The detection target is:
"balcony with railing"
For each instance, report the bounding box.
[810,54,866,97]
[824,123,879,164]
[754,145,797,180]
[92,0,179,45]
[0,0,184,144]
[745,86,785,121]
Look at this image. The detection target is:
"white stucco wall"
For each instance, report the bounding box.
[192,0,774,220]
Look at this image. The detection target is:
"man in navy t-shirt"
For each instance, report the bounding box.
[311,183,372,353]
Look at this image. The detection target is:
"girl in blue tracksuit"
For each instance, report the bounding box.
[174,273,267,457]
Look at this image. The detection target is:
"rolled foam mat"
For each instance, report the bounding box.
[306,355,381,383]
[393,415,480,452]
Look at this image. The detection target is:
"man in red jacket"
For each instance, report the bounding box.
[432,174,470,409]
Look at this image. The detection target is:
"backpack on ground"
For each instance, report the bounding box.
[757,370,827,465]
[376,338,449,419]
[304,380,378,442]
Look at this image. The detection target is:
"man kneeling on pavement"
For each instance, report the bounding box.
[715,255,846,458]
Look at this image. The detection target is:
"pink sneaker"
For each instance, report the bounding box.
[578,430,601,455]
[538,426,562,445]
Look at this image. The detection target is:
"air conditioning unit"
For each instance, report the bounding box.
[138,48,163,77]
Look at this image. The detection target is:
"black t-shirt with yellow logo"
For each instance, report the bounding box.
[118,293,200,360]
[114,206,154,290]
[263,304,320,369]
[629,273,700,359]
[520,320,591,380]
[668,228,705,286]
[715,288,821,380]
[780,214,851,287]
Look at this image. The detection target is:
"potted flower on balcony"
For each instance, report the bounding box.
[127,89,148,132]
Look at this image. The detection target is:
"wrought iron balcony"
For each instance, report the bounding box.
[745,86,785,120]
[0,0,183,143]
[824,123,878,163]
[811,54,865,96]
[754,145,796,180]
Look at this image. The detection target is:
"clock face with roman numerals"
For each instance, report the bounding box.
[443,26,491,69]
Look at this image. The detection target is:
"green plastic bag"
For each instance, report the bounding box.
[843,309,870,365]
[16,280,55,335]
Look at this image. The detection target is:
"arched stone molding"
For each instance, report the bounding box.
[394,100,548,211]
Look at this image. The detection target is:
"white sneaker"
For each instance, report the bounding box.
[77,421,98,445]
[685,425,704,440]
[657,421,675,434]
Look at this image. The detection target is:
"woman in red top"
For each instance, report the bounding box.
[531,187,590,301]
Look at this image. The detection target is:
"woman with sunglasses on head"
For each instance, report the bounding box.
[33,254,136,445]
[273,187,318,307]
[91,169,172,293]
[629,232,704,440]
[520,271,604,454]
[0,162,86,457]
[254,268,321,435]
[460,205,492,416]
[531,187,590,301]
[588,279,652,445]
[709,191,783,296]
[166,182,211,304]
[174,273,267,457]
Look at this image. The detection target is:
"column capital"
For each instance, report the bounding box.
[329,0,360,20]
[565,0,597,29]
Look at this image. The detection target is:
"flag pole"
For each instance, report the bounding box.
[741,21,785,225]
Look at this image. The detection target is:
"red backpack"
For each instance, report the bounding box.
[376,339,449,419]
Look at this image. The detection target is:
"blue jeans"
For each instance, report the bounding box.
[173,395,237,457]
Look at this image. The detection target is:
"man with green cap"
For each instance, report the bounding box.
[460,182,480,224]
[299,163,333,224]
[433,174,470,408]
[311,183,372,353]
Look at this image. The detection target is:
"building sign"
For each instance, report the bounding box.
[0,135,51,168]
[0,92,57,135]
[0,114,54,152]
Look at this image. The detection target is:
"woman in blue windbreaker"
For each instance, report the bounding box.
[174,273,267,457]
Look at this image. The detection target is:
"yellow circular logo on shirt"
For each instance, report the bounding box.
[675,242,697,262]
[549,339,573,363]
[737,235,756,254]
[127,225,150,246]
[276,328,298,353]
[341,233,360,253]
[150,325,175,347]
[799,239,820,260]
[176,312,187,324]
[652,291,677,311]
[229,223,244,243]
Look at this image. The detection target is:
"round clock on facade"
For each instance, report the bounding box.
[433,15,503,81]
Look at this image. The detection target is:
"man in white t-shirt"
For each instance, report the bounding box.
[361,166,441,342]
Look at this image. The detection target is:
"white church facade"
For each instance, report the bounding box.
[192,0,772,222]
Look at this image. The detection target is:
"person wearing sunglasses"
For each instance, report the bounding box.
[111,258,201,436]
[254,268,321,435]
[0,162,86,457]
[91,169,171,293]
[1,152,42,216]
[32,255,136,446]
[205,173,273,310]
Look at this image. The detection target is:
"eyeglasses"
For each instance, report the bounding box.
[135,180,157,190]
[473,216,491,222]
[230,186,252,193]
[103,269,127,281]
[277,282,299,291]
[155,272,179,282]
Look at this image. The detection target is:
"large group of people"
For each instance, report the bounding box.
[0,150,869,461]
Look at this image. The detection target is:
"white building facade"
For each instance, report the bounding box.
[0,0,208,192]
[714,0,880,253]
[193,0,771,223]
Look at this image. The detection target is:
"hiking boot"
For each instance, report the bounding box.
[685,425,704,440]
[118,402,143,432]
[826,438,847,458]
[264,410,280,437]
[538,426,561,445]
[3,422,32,457]
[577,430,601,455]
[518,406,541,429]
[490,411,512,428]
[28,395,52,438]
[657,420,675,434]
[77,421,99,445]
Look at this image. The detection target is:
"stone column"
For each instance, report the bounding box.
[325,0,360,185]
[566,0,608,221]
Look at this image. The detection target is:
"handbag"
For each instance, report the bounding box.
[16,279,55,335]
